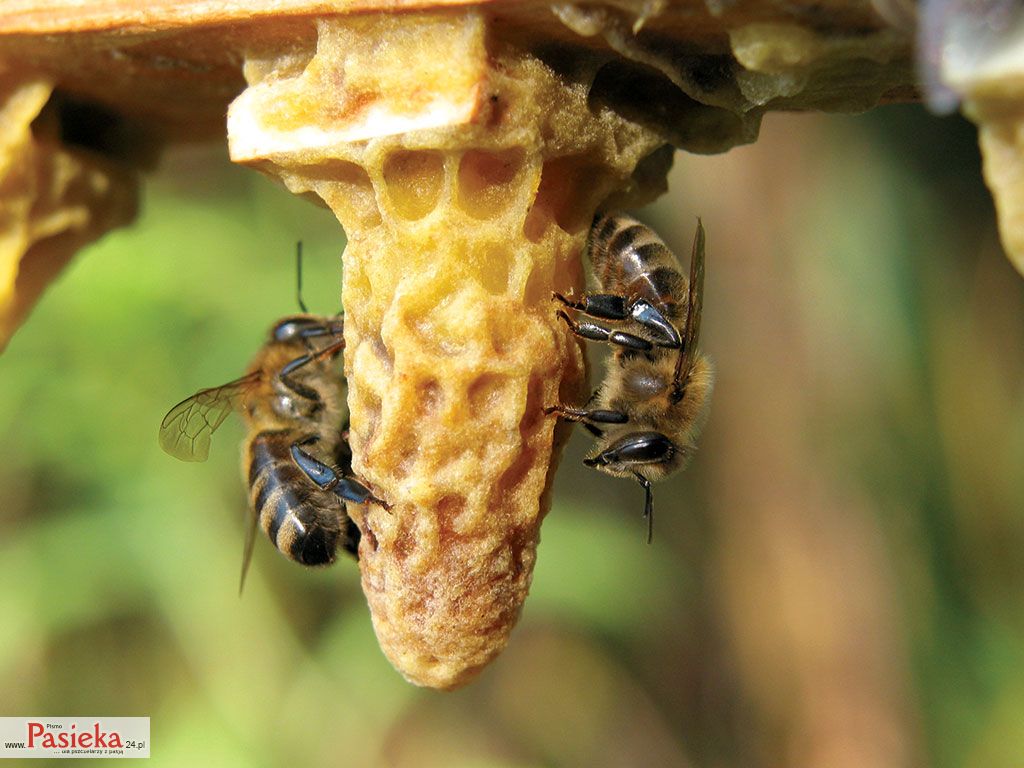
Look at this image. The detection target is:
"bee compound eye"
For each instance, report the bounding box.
[272,319,303,341]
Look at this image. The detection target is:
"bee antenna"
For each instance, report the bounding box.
[295,241,310,314]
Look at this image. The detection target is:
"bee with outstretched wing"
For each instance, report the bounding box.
[160,313,388,588]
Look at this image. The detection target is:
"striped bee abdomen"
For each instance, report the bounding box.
[588,213,687,322]
[247,430,343,566]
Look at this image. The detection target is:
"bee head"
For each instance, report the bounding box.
[270,315,344,344]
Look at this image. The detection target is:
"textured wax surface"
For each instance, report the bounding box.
[229,11,669,688]
[0,75,137,349]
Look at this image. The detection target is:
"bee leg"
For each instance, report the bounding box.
[278,332,346,401]
[278,353,327,403]
[334,478,392,512]
[289,440,391,512]
[296,319,347,358]
[556,310,652,352]
[633,472,654,545]
[585,433,675,466]
[296,325,331,355]
[554,292,628,321]
[543,404,628,425]
[555,293,680,348]
[290,440,340,489]
[629,299,682,348]
[545,404,627,437]
[294,324,336,340]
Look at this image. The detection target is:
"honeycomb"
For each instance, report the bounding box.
[940,11,1024,277]
[0,71,137,350]
[229,11,669,689]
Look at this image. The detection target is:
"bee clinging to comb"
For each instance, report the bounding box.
[159,245,389,589]
[546,212,713,541]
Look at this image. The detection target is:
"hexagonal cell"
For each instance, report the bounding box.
[304,160,381,229]
[456,148,525,220]
[382,150,445,220]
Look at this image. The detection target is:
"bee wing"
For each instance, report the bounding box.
[675,218,706,384]
[239,505,258,596]
[158,371,262,462]
[684,218,706,361]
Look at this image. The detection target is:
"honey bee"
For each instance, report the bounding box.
[159,308,388,584]
[546,212,713,541]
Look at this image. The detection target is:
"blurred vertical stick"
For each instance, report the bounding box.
[674,116,920,767]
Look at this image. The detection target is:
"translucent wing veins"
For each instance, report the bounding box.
[158,371,262,462]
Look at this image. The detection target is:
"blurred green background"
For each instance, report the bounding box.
[1,105,1022,768]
